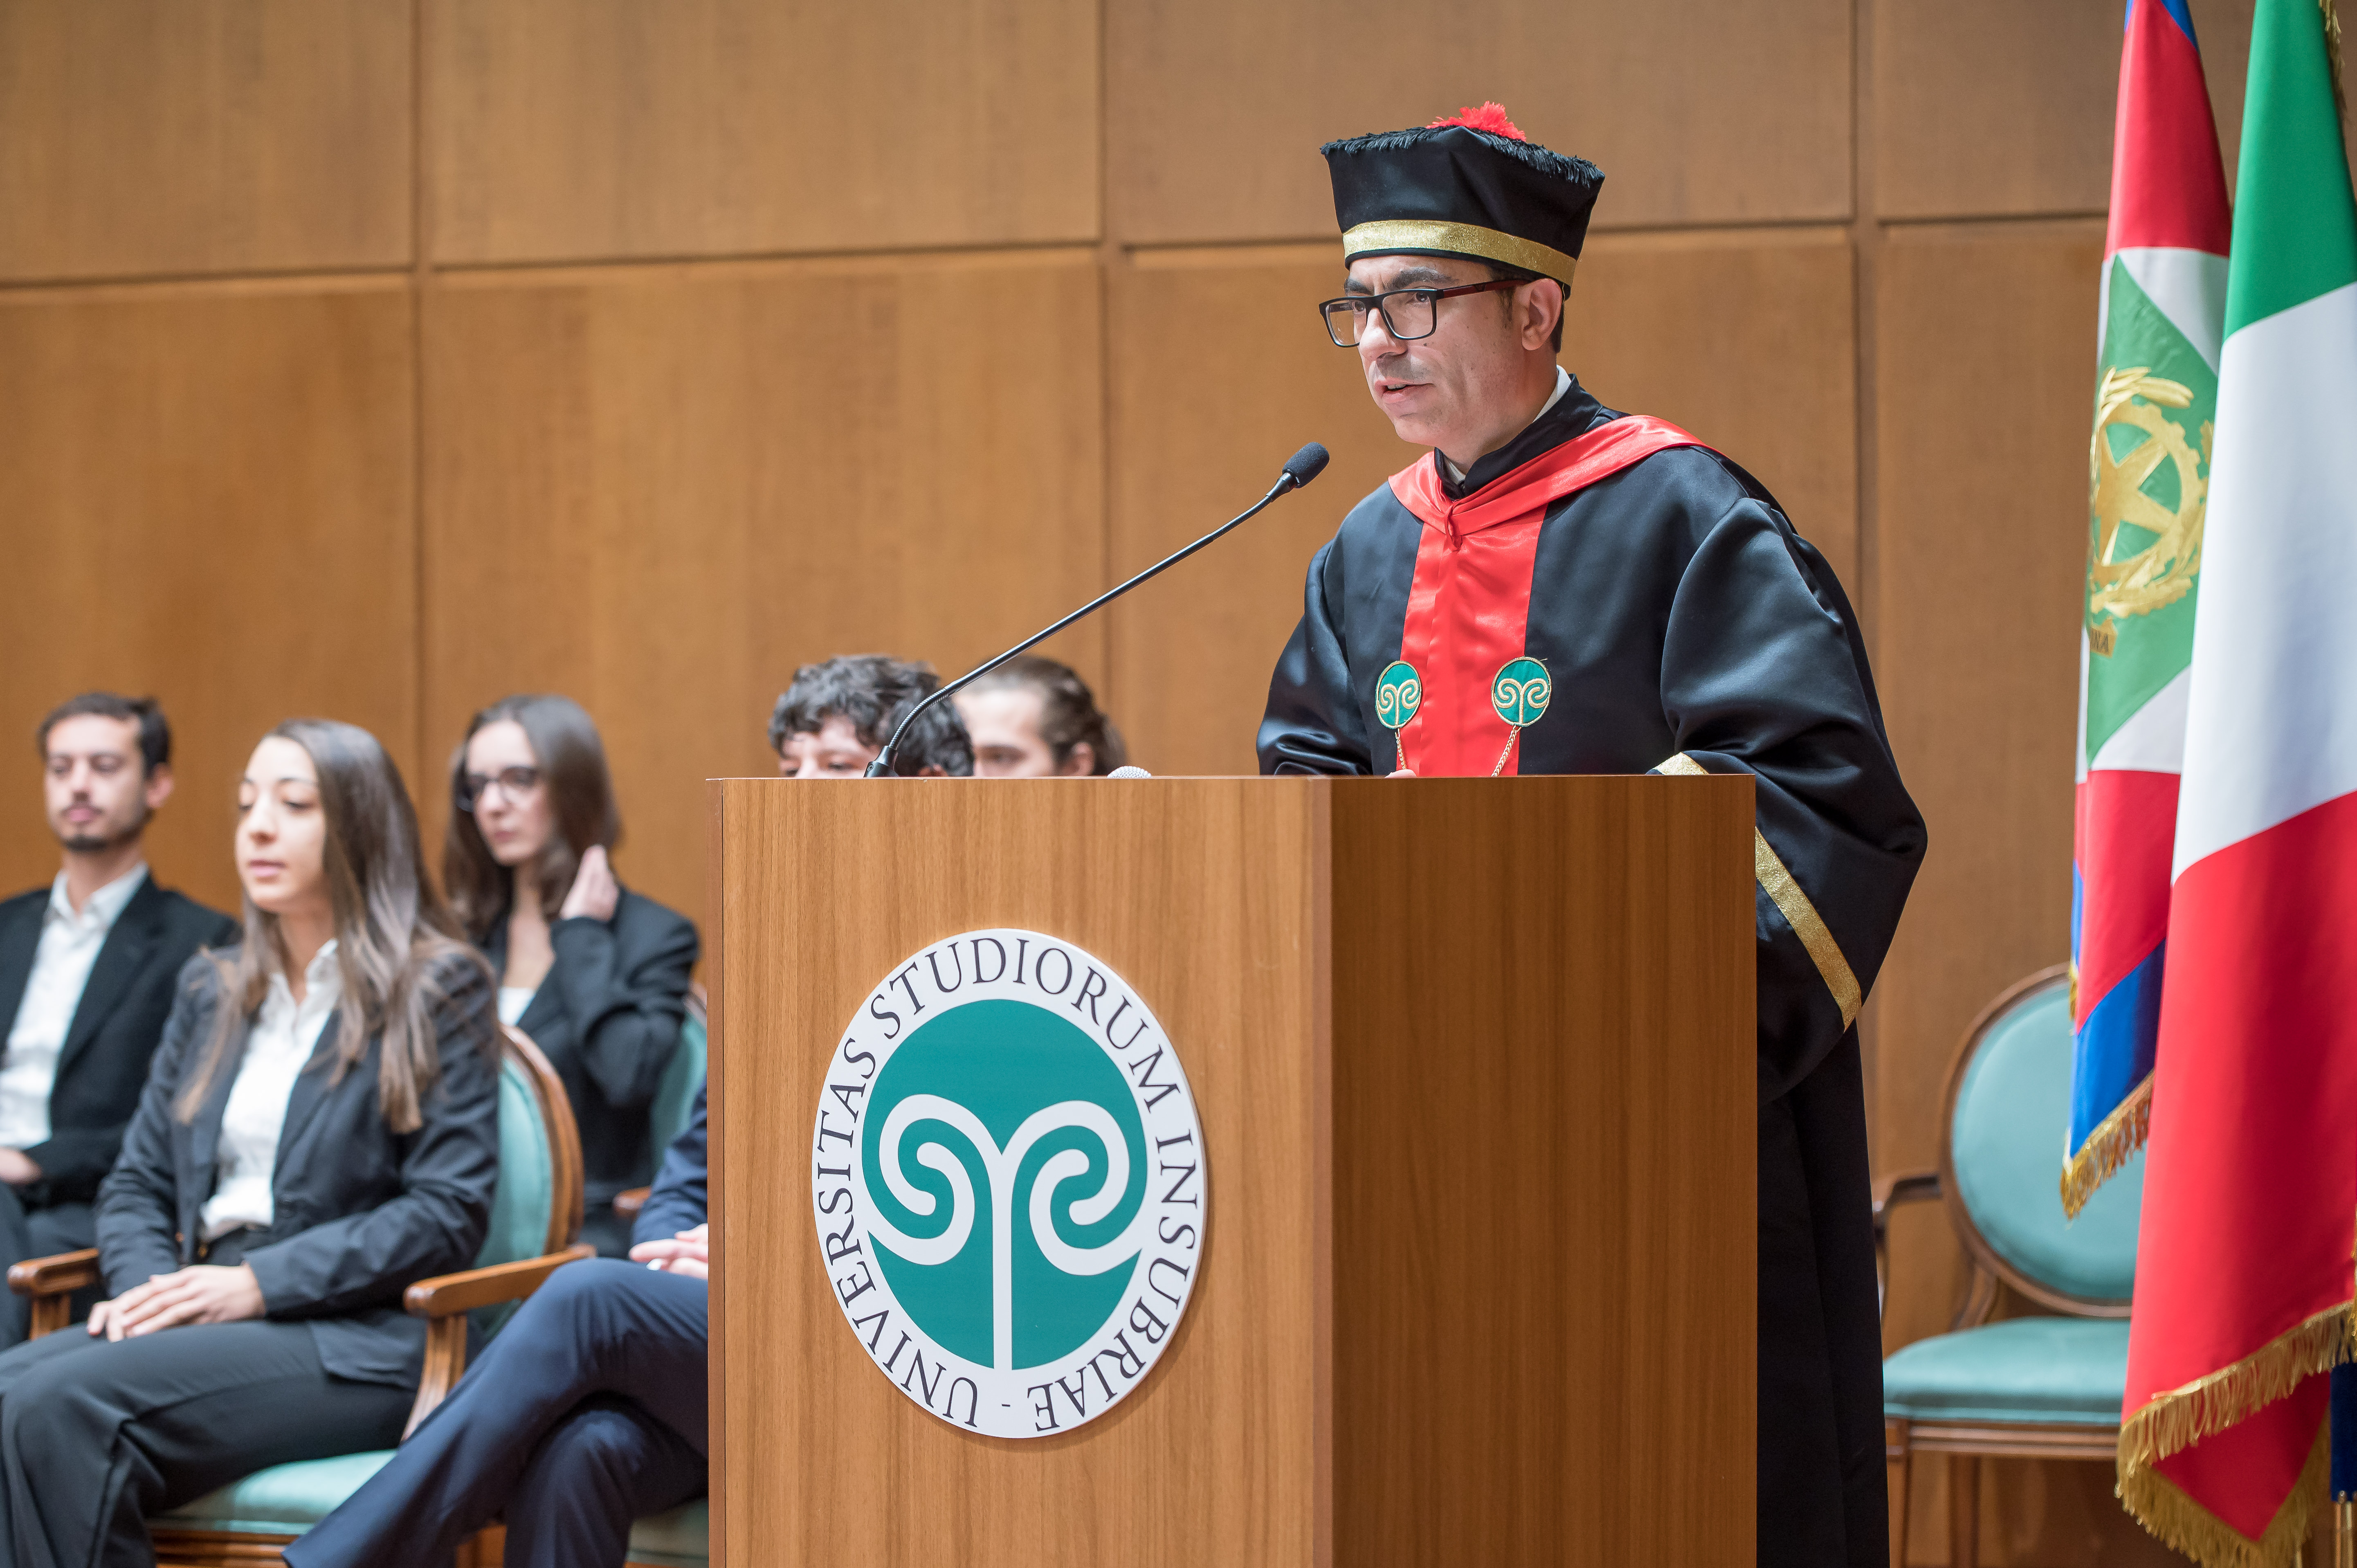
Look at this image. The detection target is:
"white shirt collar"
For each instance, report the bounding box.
[267,937,344,1013]
[45,863,148,930]
[1442,366,1575,485]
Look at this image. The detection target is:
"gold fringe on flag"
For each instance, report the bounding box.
[2120,1301,2355,1473]
[2060,1072,2153,1218]
[2116,1301,2356,1564]
[2118,1420,2329,1568]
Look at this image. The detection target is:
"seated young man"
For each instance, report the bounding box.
[0,693,238,1344]
[769,653,974,777]
[286,1087,711,1568]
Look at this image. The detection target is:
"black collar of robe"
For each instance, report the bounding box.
[1437,373,1619,501]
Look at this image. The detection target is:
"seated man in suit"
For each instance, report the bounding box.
[287,1087,710,1568]
[769,653,975,777]
[0,693,239,1344]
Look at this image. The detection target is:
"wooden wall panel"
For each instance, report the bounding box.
[1572,227,1858,583]
[1872,0,2119,220]
[427,0,1100,265]
[1873,222,2115,1564]
[0,1,411,281]
[1105,0,1851,244]
[0,281,418,914]
[1107,232,1859,778]
[1872,220,2097,1321]
[419,252,1108,936]
[1874,0,2264,221]
[1103,246,1414,777]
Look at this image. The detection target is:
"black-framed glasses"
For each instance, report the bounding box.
[1317,278,1523,347]
[457,766,541,812]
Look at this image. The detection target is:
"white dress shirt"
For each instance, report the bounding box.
[0,864,148,1150]
[201,940,343,1241]
[1441,365,1574,486]
[497,986,535,1028]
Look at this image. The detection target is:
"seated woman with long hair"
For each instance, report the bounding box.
[0,719,499,1564]
[445,695,696,1257]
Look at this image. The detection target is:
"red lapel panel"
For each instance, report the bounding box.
[1388,416,1706,776]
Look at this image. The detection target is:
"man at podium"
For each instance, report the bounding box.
[1259,104,1926,1568]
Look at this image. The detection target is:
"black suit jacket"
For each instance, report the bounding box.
[94,952,501,1387]
[0,875,241,1206]
[479,885,697,1210]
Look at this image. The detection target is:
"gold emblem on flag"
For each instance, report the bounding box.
[2085,367,2209,656]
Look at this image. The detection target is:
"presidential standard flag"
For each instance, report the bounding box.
[2065,0,2231,1218]
[2117,0,2357,1561]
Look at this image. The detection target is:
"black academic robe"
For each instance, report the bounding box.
[1259,376,1927,1567]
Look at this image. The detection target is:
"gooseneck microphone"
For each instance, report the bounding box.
[865,443,1330,777]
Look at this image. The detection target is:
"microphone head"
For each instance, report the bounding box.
[1105,765,1153,779]
[1281,443,1331,490]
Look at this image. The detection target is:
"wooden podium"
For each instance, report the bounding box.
[705,775,1756,1566]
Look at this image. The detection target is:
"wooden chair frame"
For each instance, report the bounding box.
[6,1026,593,1568]
[1876,964,2125,1568]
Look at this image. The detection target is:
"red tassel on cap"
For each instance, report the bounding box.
[1426,102,1525,140]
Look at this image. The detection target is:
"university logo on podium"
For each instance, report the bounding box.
[810,929,1207,1438]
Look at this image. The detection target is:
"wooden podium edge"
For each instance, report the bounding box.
[1306,782,1336,1568]
[705,778,729,1568]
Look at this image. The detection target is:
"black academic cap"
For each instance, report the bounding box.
[1323,103,1603,287]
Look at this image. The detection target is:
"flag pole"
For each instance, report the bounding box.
[2321,0,2345,125]
[2334,1364,2356,1567]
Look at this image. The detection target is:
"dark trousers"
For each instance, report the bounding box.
[0,1318,411,1568]
[288,1258,707,1568]
[0,1189,94,1347]
[1758,1034,1889,1568]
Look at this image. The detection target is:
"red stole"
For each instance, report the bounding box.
[1389,415,1708,776]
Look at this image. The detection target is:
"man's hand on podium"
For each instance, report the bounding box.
[629,1222,708,1281]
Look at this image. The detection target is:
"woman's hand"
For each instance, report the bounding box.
[88,1264,265,1341]
[559,845,620,923]
[1388,768,1416,779]
[628,1223,709,1281]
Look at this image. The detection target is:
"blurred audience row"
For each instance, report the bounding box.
[0,652,1121,1565]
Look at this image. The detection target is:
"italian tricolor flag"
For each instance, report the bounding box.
[2117,0,2357,1563]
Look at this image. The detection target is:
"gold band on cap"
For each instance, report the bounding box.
[1342,220,1580,286]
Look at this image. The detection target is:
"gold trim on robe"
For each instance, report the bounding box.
[1656,751,1865,1027]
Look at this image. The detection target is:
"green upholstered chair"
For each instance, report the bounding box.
[626,1499,712,1567]
[652,1003,707,1156]
[1875,965,2144,1568]
[10,1026,593,1568]
[612,992,708,1230]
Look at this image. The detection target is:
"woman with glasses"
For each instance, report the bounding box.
[0,719,499,1562]
[445,696,697,1257]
